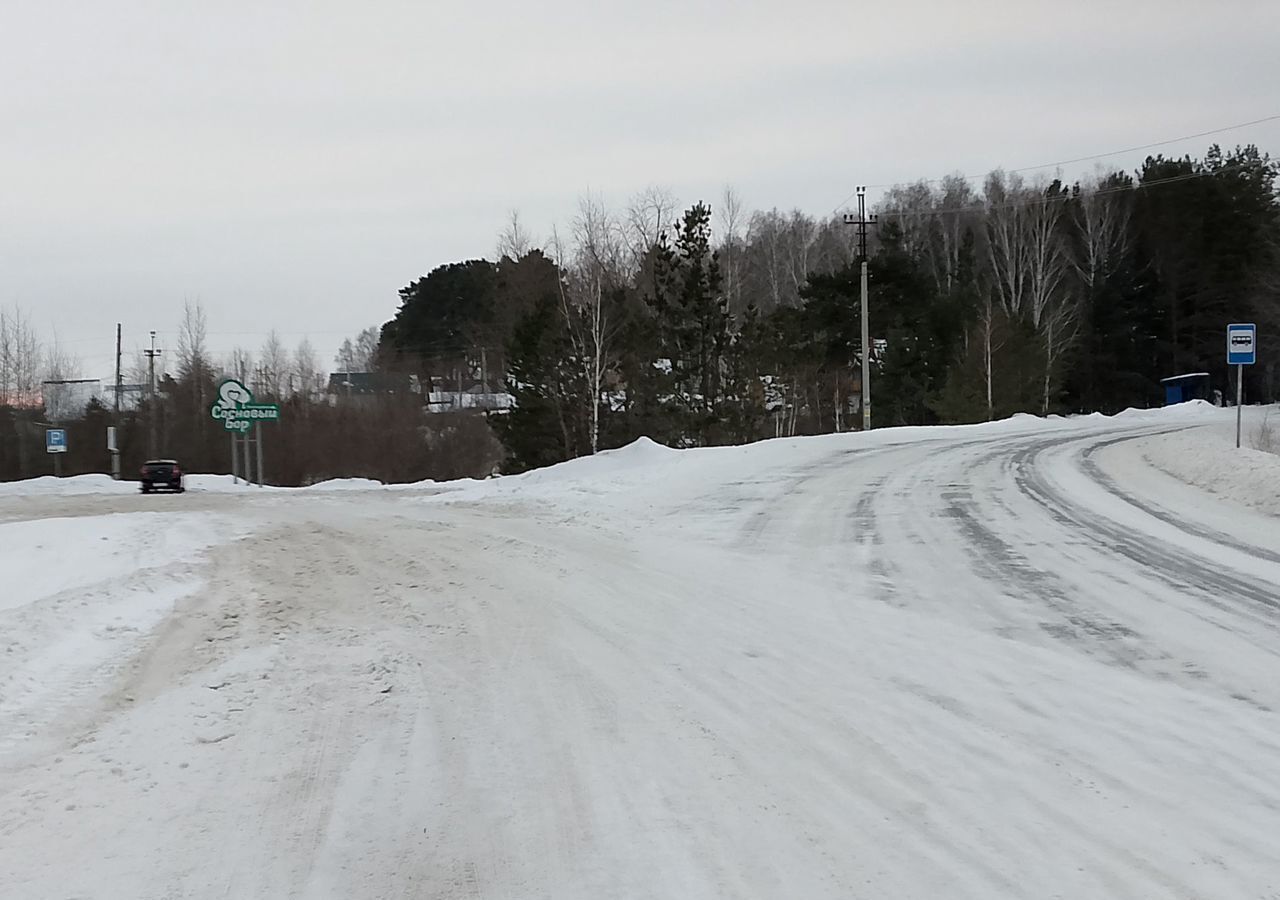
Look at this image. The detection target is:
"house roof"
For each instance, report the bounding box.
[327,372,408,393]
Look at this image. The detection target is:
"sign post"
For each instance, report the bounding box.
[244,427,253,485]
[46,428,67,477]
[210,379,280,486]
[107,426,120,480]
[1227,323,1257,449]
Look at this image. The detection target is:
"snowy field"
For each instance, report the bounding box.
[1,404,1279,899]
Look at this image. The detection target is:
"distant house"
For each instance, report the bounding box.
[41,378,138,421]
[43,380,101,422]
[426,378,514,414]
[327,372,420,405]
[41,379,159,421]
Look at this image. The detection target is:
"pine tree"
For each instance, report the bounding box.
[646,203,732,444]
[494,294,589,473]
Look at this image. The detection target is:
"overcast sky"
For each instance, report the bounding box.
[3,0,1278,378]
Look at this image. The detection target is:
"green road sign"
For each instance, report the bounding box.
[210,379,281,433]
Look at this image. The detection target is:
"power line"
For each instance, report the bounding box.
[53,328,367,345]
[833,112,1280,212]
[874,153,1274,221]
[998,113,1280,177]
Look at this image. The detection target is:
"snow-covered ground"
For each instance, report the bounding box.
[1111,404,1280,516]
[1,404,1278,899]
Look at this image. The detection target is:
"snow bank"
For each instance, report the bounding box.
[430,401,1226,508]
[184,474,278,492]
[0,474,136,497]
[0,511,241,766]
[0,512,228,613]
[184,475,407,493]
[0,473,270,497]
[0,473,409,496]
[1113,398,1222,422]
[300,477,387,491]
[0,402,1236,503]
[1129,405,1280,516]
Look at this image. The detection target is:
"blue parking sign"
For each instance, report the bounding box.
[1227,324,1256,366]
[46,429,67,453]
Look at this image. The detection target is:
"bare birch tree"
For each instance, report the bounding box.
[745,209,786,310]
[935,175,978,294]
[981,172,1081,412]
[717,186,747,313]
[39,334,84,421]
[983,170,1031,319]
[497,209,534,261]
[175,301,209,378]
[0,307,14,407]
[175,300,212,411]
[1023,185,1072,330]
[626,186,678,272]
[880,181,937,264]
[226,348,254,384]
[570,193,628,453]
[879,176,979,295]
[293,338,323,400]
[259,330,289,399]
[977,291,1006,421]
[335,339,357,374]
[354,327,379,371]
[1,307,44,407]
[42,335,81,382]
[1038,288,1080,414]
[126,348,151,388]
[1021,183,1076,413]
[1071,172,1134,291]
[782,210,820,299]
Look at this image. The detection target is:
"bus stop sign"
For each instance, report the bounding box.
[1228,323,1256,366]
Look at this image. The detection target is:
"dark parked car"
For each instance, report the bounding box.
[140,459,185,493]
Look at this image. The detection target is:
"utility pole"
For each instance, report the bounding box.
[843,187,878,431]
[144,330,162,458]
[114,324,122,417]
[112,324,122,479]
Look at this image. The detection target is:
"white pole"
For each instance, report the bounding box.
[1237,363,1244,449]
[861,258,871,431]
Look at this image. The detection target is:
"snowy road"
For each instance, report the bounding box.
[2,409,1279,899]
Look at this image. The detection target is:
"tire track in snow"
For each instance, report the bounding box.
[1013,434,1280,623]
[1081,432,1280,566]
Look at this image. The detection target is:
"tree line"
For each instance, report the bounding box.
[3,142,1276,483]
[378,144,1279,473]
[0,303,502,484]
